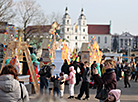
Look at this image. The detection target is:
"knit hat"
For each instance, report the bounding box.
[109,89,121,101]
[69,66,74,71]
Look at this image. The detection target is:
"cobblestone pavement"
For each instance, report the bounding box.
[62,79,138,102]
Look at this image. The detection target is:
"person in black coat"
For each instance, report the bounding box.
[123,62,131,88]
[61,59,69,75]
[75,61,91,100]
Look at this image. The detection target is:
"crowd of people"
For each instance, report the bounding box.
[1,57,138,102]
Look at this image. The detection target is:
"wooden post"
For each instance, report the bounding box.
[0,41,39,93]
[24,48,39,93]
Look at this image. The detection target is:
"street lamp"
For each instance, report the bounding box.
[129,38,132,56]
[128,38,132,56]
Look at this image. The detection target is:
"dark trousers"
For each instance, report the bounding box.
[124,75,130,87]
[40,77,49,94]
[78,82,89,98]
[53,87,60,97]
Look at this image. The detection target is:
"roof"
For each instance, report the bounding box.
[25,25,51,34]
[87,24,110,35]
[81,43,88,51]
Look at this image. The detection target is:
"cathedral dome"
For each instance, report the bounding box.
[63,7,70,18]
[79,8,86,19]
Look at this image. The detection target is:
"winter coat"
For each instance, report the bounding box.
[93,69,117,91]
[123,66,131,76]
[0,75,29,102]
[66,66,76,84]
[81,67,91,82]
[61,63,69,74]
[51,76,60,88]
[60,76,65,90]
[96,63,101,77]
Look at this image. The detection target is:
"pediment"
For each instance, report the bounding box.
[120,32,133,37]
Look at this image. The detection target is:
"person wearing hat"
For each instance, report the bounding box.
[66,66,76,99]
[104,89,121,102]
[51,74,60,97]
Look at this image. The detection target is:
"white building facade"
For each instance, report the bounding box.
[60,7,88,51]
[87,24,112,51]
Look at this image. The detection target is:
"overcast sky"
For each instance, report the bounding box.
[15,0,138,35]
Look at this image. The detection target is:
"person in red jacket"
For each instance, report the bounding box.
[27,62,40,83]
[93,59,117,102]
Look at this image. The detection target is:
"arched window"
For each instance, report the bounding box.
[67,20,69,24]
[105,37,107,43]
[67,28,69,32]
[98,37,100,43]
[83,21,85,25]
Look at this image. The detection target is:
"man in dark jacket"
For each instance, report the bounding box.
[75,61,90,100]
[123,63,131,88]
[40,64,55,94]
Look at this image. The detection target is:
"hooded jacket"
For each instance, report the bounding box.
[0,75,29,102]
[66,66,76,84]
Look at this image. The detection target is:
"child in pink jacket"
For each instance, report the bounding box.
[66,66,76,99]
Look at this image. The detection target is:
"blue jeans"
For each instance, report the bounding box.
[53,87,60,97]
[40,77,49,94]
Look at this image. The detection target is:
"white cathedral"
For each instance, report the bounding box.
[60,7,88,51]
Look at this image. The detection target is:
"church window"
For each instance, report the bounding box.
[67,36,69,39]
[83,21,85,25]
[63,20,65,24]
[67,28,69,32]
[83,29,85,32]
[67,20,69,24]
[75,28,77,32]
[105,37,107,43]
[75,42,77,45]
[83,36,85,39]
[75,36,77,40]
[98,37,100,43]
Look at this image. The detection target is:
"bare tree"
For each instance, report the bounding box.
[0,0,15,22]
[15,0,48,41]
[47,12,62,24]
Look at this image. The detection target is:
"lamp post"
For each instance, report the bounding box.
[129,38,132,56]
[128,38,132,56]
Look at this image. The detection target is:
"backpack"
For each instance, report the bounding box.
[18,83,26,102]
[38,65,51,78]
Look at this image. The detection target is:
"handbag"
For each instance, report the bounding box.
[95,84,108,100]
